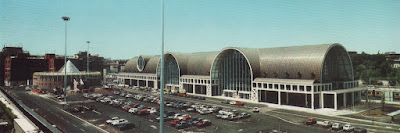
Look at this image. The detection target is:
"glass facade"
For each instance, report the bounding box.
[322,46,353,86]
[137,56,145,71]
[211,49,252,97]
[157,55,180,86]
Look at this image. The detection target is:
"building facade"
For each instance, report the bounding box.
[33,60,101,91]
[115,44,364,110]
[0,47,104,87]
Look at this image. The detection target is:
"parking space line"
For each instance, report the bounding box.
[80,128,85,132]
[73,124,78,127]
[93,110,102,114]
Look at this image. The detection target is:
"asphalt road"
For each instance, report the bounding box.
[8,88,105,133]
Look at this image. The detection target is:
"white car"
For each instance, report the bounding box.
[110,119,129,126]
[106,117,120,124]
[252,107,260,112]
[332,123,342,130]
[343,124,354,131]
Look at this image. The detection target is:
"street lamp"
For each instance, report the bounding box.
[62,16,70,103]
[159,0,165,132]
[86,41,90,73]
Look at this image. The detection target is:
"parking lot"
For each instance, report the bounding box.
[54,86,331,133]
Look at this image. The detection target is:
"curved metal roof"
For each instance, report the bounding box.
[124,55,160,73]
[218,43,351,82]
[167,52,218,76]
[259,43,349,82]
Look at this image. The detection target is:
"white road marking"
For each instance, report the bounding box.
[92,110,101,114]
[150,125,157,129]
[73,124,78,127]
[80,128,85,132]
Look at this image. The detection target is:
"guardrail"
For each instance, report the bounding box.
[0,88,53,132]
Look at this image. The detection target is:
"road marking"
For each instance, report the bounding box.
[150,125,157,129]
[66,120,70,123]
[73,124,78,127]
[60,117,65,120]
[59,108,109,133]
[92,110,102,114]
[80,128,85,132]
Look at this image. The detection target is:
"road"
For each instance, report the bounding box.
[8,88,105,133]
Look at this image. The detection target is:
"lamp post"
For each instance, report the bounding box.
[86,41,90,73]
[159,0,165,132]
[62,16,70,103]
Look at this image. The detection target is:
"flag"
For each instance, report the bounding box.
[80,79,84,85]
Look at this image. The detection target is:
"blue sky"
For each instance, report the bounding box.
[1,0,399,59]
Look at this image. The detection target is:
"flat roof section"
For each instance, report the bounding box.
[253,78,315,85]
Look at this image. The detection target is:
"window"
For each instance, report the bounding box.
[253,83,257,87]
[293,85,298,91]
[258,83,262,88]
[263,84,267,88]
[311,72,316,79]
[274,84,279,89]
[280,85,284,90]
[297,72,302,78]
[300,86,305,91]
[268,84,273,89]
[306,86,311,91]
[286,85,290,90]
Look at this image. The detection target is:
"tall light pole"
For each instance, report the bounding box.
[86,41,90,73]
[62,16,70,103]
[159,0,165,132]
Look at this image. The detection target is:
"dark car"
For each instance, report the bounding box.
[305,118,316,125]
[353,127,367,133]
[116,122,135,131]
[175,121,189,129]
[221,100,230,104]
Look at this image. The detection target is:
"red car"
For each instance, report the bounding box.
[235,102,245,106]
[170,119,180,127]
[306,118,316,125]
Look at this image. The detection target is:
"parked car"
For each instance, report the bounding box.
[116,122,135,131]
[221,100,230,104]
[196,119,211,127]
[331,123,342,130]
[170,119,180,127]
[175,121,189,129]
[353,126,367,133]
[106,117,120,124]
[305,118,316,125]
[253,107,260,112]
[235,102,245,106]
[343,124,354,131]
[111,119,129,126]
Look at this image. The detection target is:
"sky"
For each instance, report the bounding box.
[1,0,399,59]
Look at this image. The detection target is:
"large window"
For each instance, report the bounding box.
[211,49,252,97]
[322,46,353,88]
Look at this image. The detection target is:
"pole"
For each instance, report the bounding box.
[64,20,67,103]
[159,0,165,132]
[62,16,70,103]
[87,41,90,73]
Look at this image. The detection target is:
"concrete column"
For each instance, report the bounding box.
[358,91,362,103]
[193,84,196,94]
[343,93,347,108]
[320,93,324,108]
[286,92,289,104]
[334,93,337,110]
[278,90,281,105]
[130,79,132,86]
[311,92,314,109]
[305,94,308,108]
[352,92,355,106]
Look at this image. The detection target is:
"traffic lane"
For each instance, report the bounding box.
[10,90,103,133]
[110,91,330,133]
[273,109,400,133]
